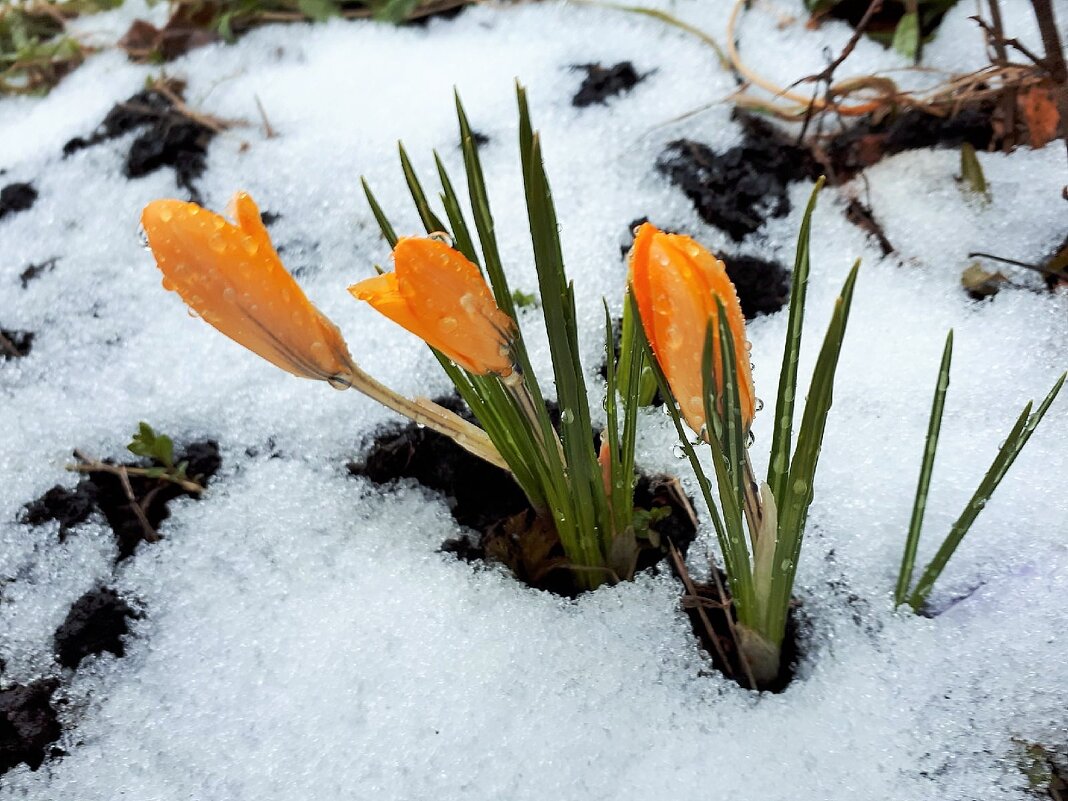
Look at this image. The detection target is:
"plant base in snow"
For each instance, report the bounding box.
[680,574,802,693]
[350,399,697,597]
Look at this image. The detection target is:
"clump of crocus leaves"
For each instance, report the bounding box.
[141,84,1064,690]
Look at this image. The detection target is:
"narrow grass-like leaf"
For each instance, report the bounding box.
[398,142,447,233]
[433,151,480,265]
[907,371,1066,610]
[959,142,989,200]
[361,178,398,247]
[895,330,953,606]
[767,178,825,506]
[456,90,518,321]
[769,259,859,643]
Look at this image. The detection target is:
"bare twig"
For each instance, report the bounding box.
[254,94,276,139]
[984,0,1017,149]
[68,449,205,494]
[0,330,21,358]
[668,542,733,676]
[117,466,160,543]
[149,77,241,134]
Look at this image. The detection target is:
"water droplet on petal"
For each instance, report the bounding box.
[327,373,352,390]
[209,234,226,254]
[428,231,453,247]
[440,316,458,333]
[158,207,173,223]
[754,397,764,412]
[241,237,259,256]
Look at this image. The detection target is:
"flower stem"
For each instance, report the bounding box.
[342,365,510,472]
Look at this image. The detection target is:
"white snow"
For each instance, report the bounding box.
[1,1,1066,799]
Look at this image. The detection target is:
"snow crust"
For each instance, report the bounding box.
[1,1,1066,798]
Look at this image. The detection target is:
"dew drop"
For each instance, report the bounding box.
[745,430,756,447]
[754,397,764,412]
[158,207,173,223]
[241,237,259,256]
[428,231,453,247]
[439,316,458,333]
[561,409,575,424]
[222,287,236,303]
[209,234,226,254]
[671,442,687,459]
[138,226,150,250]
[327,374,352,390]
[161,277,175,291]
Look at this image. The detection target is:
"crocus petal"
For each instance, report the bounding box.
[348,271,432,349]
[352,237,515,376]
[141,194,356,384]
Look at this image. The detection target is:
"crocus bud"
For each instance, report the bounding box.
[141,192,358,387]
[629,223,754,435]
[349,236,515,376]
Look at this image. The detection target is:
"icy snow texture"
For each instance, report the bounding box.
[1,1,1066,799]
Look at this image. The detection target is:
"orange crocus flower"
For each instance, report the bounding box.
[141,192,359,386]
[349,236,515,376]
[629,223,755,435]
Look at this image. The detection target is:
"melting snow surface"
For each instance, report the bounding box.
[1,0,1066,798]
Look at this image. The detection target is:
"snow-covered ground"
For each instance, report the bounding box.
[1,1,1066,798]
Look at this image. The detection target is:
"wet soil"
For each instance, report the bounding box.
[0,679,62,774]
[349,396,696,597]
[53,587,138,671]
[572,62,646,107]
[0,182,38,221]
[682,575,802,692]
[824,103,997,179]
[658,114,820,242]
[3,437,221,776]
[63,83,216,202]
[20,439,222,561]
[0,328,34,360]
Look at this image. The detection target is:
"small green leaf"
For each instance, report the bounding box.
[127,421,174,469]
[891,12,920,60]
[511,289,539,309]
[297,0,342,22]
[370,0,421,23]
[959,142,990,200]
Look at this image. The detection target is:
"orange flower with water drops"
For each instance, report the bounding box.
[628,222,755,435]
[349,236,516,376]
[141,192,359,386]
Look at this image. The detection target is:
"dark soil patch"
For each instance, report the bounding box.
[0,328,34,360]
[0,183,38,221]
[53,587,138,670]
[19,439,221,561]
[658,114,819,241]
[682,574,802,692]
[20,482,98,540]
[349,396,696,596]
[0,679,61,774]
[824,103,996,178]
[572,62,646,107]
[18,258,58,289]
[623,218,791,319]
[62,83,216,202]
